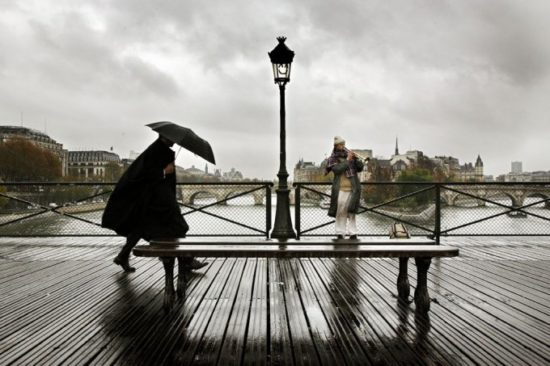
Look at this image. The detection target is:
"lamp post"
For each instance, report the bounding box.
[269,36,296,240]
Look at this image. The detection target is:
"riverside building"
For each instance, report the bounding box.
[68,150,121,180]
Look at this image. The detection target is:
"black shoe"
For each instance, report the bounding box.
[349,235,358,240]
[187,259,208,271]
[114,256,136,272]
[336,235,345,240]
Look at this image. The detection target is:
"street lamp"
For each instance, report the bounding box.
[269,36,296,240]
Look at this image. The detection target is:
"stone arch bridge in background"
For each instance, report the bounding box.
[179,184,268,206]
[440,185,550,208]
[178,183,550,208]
[292,183,550,209]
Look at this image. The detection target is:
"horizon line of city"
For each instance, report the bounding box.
[1,124,549,183]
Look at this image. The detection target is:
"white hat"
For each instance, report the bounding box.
[334,136,345,145]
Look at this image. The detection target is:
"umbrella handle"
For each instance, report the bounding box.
[175,146,183,160]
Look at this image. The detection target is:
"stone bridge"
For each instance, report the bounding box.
[179,185,268,206]
[178,184,550,208]
[440,185,550,208]
[293,184,550,209]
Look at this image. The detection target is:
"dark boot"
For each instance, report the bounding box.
[188,259,208,270]
[114,255,136,272]
[179,257,208,271]
[114,234,140,272]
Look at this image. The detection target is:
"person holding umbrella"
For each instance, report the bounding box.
[102,121,214,272]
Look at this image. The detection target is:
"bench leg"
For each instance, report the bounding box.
[414,257,432,313]
[397,257,410,302]
[161,257,176,313]
[177,257,188,299]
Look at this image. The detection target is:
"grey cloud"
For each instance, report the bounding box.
[103,0,302,70]
[1,0,549,178]
[121,57,179,97]
[293,0,550,86]
[468,3,550,86]
[24,11,180,99]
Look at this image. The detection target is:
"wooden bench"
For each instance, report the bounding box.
[133,237,458,313]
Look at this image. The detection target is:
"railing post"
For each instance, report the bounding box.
[295,183,301,240]
[434,184,441,244]
[266,184,272,239]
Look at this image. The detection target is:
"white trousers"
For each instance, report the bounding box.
[335,190,357,235]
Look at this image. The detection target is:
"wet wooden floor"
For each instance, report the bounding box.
[0,237,549,365]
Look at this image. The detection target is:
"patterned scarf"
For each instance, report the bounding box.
[325,149,357,177]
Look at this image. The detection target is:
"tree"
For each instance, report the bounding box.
[104,162,123,182]
[414,155,436,171]
[0,138,62,181]
[432,166,449,182]
[363,159,398,205]
[396,168,434,207]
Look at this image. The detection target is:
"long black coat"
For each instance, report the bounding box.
[101,138,189,240]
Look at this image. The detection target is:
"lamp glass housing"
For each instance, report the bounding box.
[272,63,291,84]
[269,37,294,85]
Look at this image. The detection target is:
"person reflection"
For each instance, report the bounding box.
[100,274,140,337]
[326,257,370,364]
[393,297,433,360]
[414,308,432,348]
[396,299,411,338]
[330,257,360,323]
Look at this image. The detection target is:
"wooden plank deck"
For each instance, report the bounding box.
[0,237,549,365]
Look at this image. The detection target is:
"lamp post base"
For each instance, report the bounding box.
[271,187,296,240]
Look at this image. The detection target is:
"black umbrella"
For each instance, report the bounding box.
[146,121,216,164]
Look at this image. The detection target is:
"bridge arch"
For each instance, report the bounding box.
[452,194,488,208]
[483,191,524,208]
[439,194,451,206]
[223,191,265,206]
[440,190,459,206]
[300,190,325,203]
[185,191,224,206]
[525,192,550,208]
[180,185,267,206]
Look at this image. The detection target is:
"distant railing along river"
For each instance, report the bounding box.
[1,182,549,240]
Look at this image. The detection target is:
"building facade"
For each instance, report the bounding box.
[68,150,121,179]
[511,161,523,174]
[293,159,325,182]
[499,170,550,182]
[431,156,460,176]
[531,171,550,182]
[453,155,483,182]
[294,140,489,183]
[431,155,484,182]
[222,168,244,181]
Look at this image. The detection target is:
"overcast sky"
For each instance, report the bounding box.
[1,0,549,179]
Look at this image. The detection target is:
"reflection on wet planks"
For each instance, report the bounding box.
[0,237,549,365]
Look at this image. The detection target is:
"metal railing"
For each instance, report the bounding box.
[1,181,549,241]
[0,182,273,238]
[294,182,550,242]
[177,182,272,237]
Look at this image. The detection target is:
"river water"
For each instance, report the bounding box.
[0,196,548,237]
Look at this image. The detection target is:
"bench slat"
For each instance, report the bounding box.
[150,237,437,246]
[133,244,458,258]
